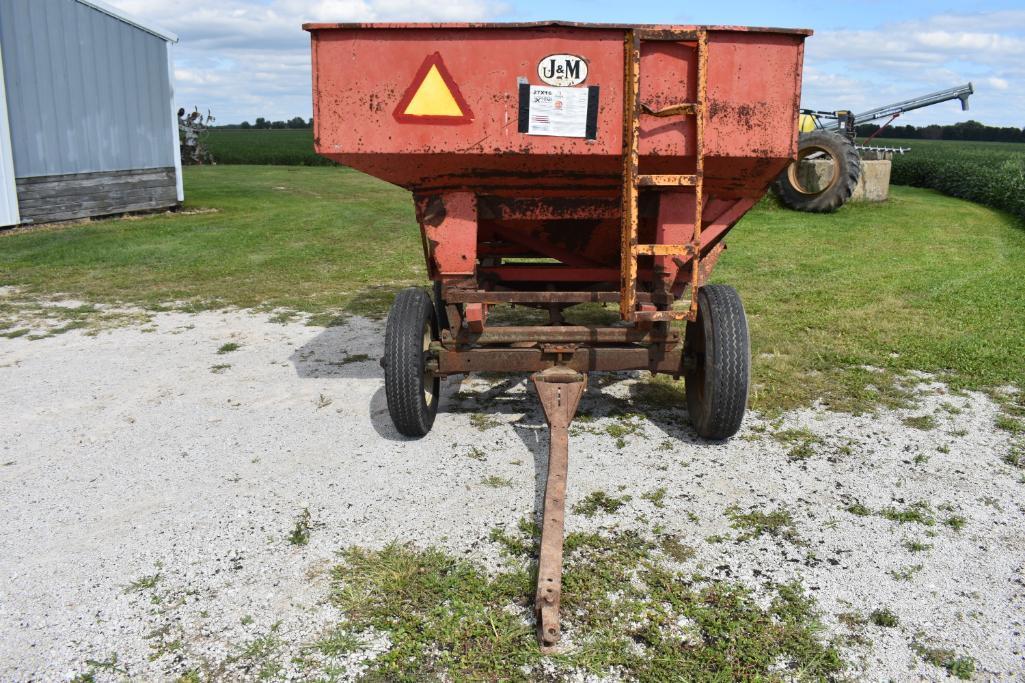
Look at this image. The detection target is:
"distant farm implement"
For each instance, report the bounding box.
[306,21,809,648]
[773,83,974,212]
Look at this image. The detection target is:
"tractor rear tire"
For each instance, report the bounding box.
[684,285,750,440]
[384,287,440,437]
[772,130,861,213]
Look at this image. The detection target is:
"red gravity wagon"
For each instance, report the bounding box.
[305,21,810,648]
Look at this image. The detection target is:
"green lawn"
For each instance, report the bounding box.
[1,165,1023,412]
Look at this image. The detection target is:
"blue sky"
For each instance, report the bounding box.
[115,0,1023,128]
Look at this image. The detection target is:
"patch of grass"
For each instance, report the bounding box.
[658,534,696,563]
[465,446,486,462]
[943,515,966,531]
[604,417,644,449]
[641,487,668,509]
[0,328,29,338]
[469,413,501,431]
[228,623,284,680]
[481,475,513,489]
[338,353,371,365]
[845,502,872,516]
[912,640,976,680]
[125,574,161,593]
[573,491,632,518]
[771,427,823,460]
[869,608,900,627]
[879,501,935,526]
[210,363,231,374]
[726,505,799,543]
[288,508,315,546]
[217,342,241,354]
[904,540,932,553]
[319,530,844,680]
[888,564,924,582]
[1005,443,1025,468]
[902,414,938,430]
[995,414,1024,434]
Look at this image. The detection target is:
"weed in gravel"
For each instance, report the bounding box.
[229,622,284,680]
[995,414,1024,434]
[879,501,935,526]
[316,527,844,681]
[902,415,938,430]
[1005,443,1025,468]
[210,364,231,374]
[657,534,696,563]
[771,428,823,460]
[217,342,241,354]
[125,574,161,593]
[315,394,332,410]
[605,418,644,449]
[936,443,951,454]
[888,564,924,582]
[465,447,486,461]
[71,653,128,682]
[912,641,976,680]
[481,475,514,489]
[268,310,299,324]
[943,515,966,531]
[288,508,315,546]
[641,487,667,508]
[904,540,932,553]
[869,608,900,627]
[845,502,872,516]
[726,505,799,543]
[0,328,29,338]
[337,353,371,365]
[470,413,501,431]
[573,491,632,518]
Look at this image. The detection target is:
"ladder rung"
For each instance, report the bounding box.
[632,244,696,257]
[642,102,699,117]
[636,29,699,41]
[636,174,697,187]
[634,308,692,322]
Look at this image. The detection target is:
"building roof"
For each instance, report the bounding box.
[77,0,178,43]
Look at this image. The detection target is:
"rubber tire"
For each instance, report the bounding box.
[772,130,861,213]
[684,285,750,440]
[384,287,440,437]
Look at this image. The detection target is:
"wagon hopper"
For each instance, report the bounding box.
[305,21,810,648]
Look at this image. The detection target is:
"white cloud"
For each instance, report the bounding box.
[108,2,1024,128]
[109,0,506,122]
[804,11,1024,127]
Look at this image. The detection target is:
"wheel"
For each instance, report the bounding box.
[384,287,440,437]
[684,284,750,440]
[772,130,861,213]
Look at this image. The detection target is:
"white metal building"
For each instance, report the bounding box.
[0,0,182,227]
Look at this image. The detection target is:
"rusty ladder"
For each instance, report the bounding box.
[620,28,708,323]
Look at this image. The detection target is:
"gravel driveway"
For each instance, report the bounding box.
[1,307,1022,681]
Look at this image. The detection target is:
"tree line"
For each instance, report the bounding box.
[216,117,313,130]
[855,120,1025,143]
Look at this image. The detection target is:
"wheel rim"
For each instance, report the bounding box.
[787,144,840,196]
[422,321,435,406]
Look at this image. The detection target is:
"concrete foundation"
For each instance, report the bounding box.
[796,158,892,203]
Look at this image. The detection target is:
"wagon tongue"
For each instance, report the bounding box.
[530,367,587,650]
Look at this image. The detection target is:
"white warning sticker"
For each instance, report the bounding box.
[526,86,591,138]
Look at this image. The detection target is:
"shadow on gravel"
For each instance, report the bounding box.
[289,324,381,380]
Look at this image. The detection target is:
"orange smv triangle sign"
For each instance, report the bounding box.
[394,53,473,124]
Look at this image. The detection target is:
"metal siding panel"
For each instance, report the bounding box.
[0,0,173,178]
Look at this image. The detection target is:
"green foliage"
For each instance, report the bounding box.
[912,641,977,679]
[318,530,845,681]
[573,491,632,518]
[204,129,333,166]
[726,505,799,542]
[877,138,1025,221]
[869,608,899,627]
